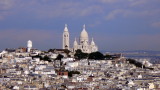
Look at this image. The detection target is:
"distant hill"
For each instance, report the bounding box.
[100,50,160,55]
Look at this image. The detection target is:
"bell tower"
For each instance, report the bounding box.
[63,24,69,49]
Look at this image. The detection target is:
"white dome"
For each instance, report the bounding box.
[91,38,95,45]
[27,40,32,48]
[80,25,88,39]
[74,38,78,46]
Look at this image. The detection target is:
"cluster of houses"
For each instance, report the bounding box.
[0,48,160,90]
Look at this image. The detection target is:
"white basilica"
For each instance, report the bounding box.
[62,24,98,53]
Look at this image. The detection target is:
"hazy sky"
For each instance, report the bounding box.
[0,0,160,51]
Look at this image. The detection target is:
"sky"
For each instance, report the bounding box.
[0,0,160,51]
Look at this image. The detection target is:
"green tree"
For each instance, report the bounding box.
[127,59,144,68]
[32,55,43,60]
[88,51,104,60]
[43,55,51,62]
[32,55,51,62]
[55,54,64,60]
[55,54,64,66]
[104,54,113,60]
[68,71,80,77]
[74,49,88,60]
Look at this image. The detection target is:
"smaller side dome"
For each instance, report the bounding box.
[74,38,78,46]
[91,38,95,45]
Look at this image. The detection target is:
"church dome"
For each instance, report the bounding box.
[91,38,95,45]
[80,25,88,39]
[74,38,78,46]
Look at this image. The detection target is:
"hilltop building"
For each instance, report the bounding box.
[62,24,98,53]
[63,24,70,50]
[27,40,32,52]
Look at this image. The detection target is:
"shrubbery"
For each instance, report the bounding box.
[68,71,80,77]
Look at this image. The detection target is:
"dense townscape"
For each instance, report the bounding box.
[1,0,160,89]
[0,47,160,90]
[0,25,160,90]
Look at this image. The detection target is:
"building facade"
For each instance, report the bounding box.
[62,24,98,53]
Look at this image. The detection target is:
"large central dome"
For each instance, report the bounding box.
[80,25,88,39]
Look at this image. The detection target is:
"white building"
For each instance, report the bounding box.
[62,24,98,53]
[63,24,70,50]
[61,57,74,63]
[27,40,32,52]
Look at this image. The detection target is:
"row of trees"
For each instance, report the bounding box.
[127,59,154,70]
[74,49,114,60]
[32,54,64,62]
[32,55,52,62]
[68,71,80,77]
[32,49,117,62]
[127,59,144,68]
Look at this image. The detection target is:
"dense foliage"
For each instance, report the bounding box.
[48,49,70,55]
[127,59,154,70]
[32,55,51,62]
[74,50,118,60]
[88,51,104,60]
[127,59,144,68]
[55,54,64,60]
[68,71,80,77]
[74,49,88,60]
